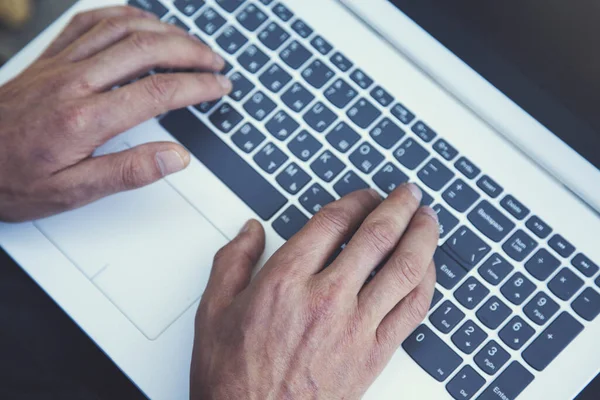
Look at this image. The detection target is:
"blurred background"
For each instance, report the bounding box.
[0,0,76,66]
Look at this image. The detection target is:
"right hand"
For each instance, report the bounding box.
[191,184,439,399]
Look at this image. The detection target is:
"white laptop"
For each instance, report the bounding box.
[1,0,600,399]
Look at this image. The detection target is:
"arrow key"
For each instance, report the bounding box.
[499,316,535,350]
[451,320,487,354]
[454,277,490,310]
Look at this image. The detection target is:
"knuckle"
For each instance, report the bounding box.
[405,291,431,325]
[120,158,153,190]
[360,218,398,255]
[144,74,179,106]
[55,103,89,134]
[308,285,340,322]
[100,16,128,36]
[389,251,426,289]
[129,31,161,53]
[71,12,93,29]
[312,203,353,237]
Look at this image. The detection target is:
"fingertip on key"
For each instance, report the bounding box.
[421,206,439,224]
[405,182,423,203]
[215,74,232,92]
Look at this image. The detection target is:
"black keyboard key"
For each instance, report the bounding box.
[523,312,583,371]
[237,3,268,31]
[433,204,459,239]
[499,316,534,350]
[195,7,226,35]
[325,78,358,108]
[419,187,434,207]
[467,200,515,243]
[430,300,465,334]
[288,131,322,161]
[291,19,313,38]
[572,287,600,321]
[548,268,584,301]
[442,179,480,213]
[370,118,405,149]
[349,143,384,175]
[265,110,299,141]
[194,99,220,114]
[237,44,269,74]
[411,120,435,141]
[446,366,485,400]
[454,157,480,179]
[434,247,468,290]
[350,69,373,90]
[431,289,444,310]
[394,138,429,170]
[229,71,255,101]
[272,2,293,21]
[330,52,353,72]
[311,151,345,183]
[260,63,292,93]
[280,40,312,69]
[273,205,308,240]
[259,0,273,4]
[347,98,382,129]
[304,102,337,133]
[454,277,490,310]
[281,82,315,113]
[215,0,245,12]
[333,171,369,197]
[474,340,510,376]
[418,159,454,191]
[209,102,243,133]
[244,91,277,121]
[480,362,534,400]
[432,139,458,162]
[174,0,205,16]
[373,163,409,194]
[258,22,290,50]
[164,15,189,30]
[478,254,514,286]
[524,291,559,326]
[525,248,560,281]
[402,325,463,382]
[476,296,511,330]
[501,272,536,306]
[370,86,394,107]
[502,229,538,262]
[221,60,233,74]
[572,253,599,277]
[232,123,265,153]
[391,103,416,126]
[276,163,311,195]
[477,175,503,199]
[451,320,487,354]
[302,59,335,89]
[500,195,529,220]
[300,183,335,215]
[548,234,575,258]
[254,142,288,174]
[310,35,333,55]
[128,0,168,17]
[217,25,248,54]
[525,215,552,239]
[327,122,360,153]
[160,109,287,220]
[445,226,491,270]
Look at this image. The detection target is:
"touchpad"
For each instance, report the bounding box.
[35,178,229,340]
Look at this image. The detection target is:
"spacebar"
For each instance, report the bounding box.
[160,108,288,220]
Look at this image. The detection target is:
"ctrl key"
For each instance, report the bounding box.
[478,361,534,400]
[402,325,463,382]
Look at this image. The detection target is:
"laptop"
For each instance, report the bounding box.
[1,0,599,398]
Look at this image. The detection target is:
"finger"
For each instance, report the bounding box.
[80,32,225,91]
[260,189,381,278]
[324,183,423,294]
[80,73,231,146]
[201,220,266,314]
[358,206,439,324]
[62,16,190,62]
[375,262,436,351]
[41,6,155,59]
[51,141,191,209]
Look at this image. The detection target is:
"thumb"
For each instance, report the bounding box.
[201,220,266,315]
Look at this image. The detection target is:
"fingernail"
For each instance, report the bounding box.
[216,74,232,91]
[421,206,439,224]
[156,150,186,177]
[213,54,225,70]
[239,220,252,235]
[405,183,423,202]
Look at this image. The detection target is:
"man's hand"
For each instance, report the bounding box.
[0,6,231,222]
[192,184,439,399]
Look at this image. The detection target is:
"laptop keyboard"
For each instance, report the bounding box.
[130,0,600,398]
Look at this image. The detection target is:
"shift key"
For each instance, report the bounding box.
[160,108,288,220]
